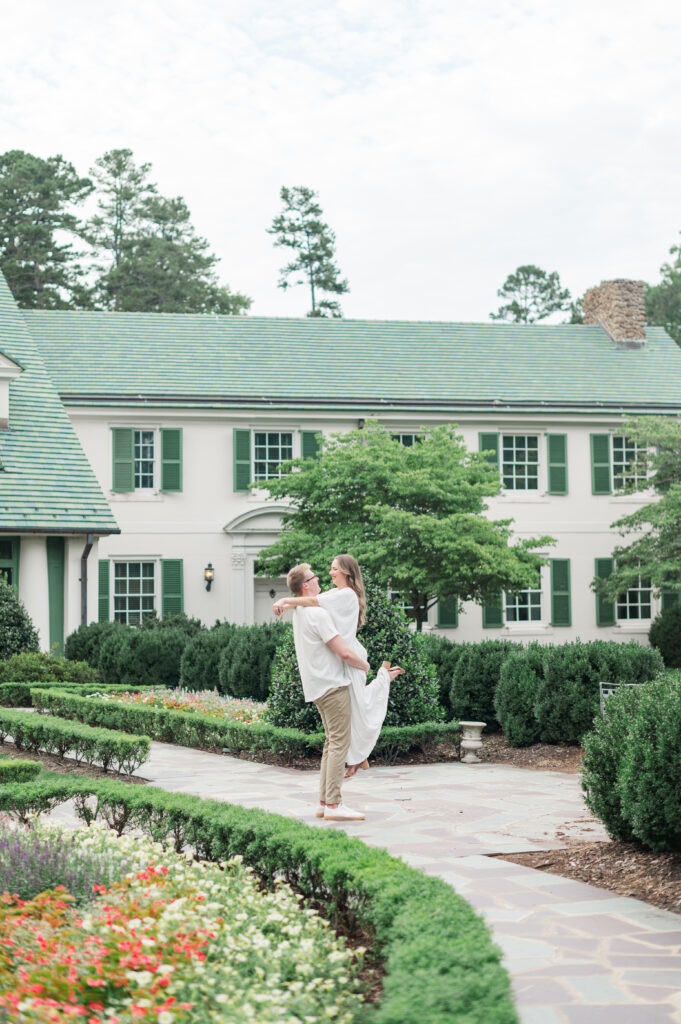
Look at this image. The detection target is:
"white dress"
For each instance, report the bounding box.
[318,587,391,765]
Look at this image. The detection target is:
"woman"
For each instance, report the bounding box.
[273,554,403,776]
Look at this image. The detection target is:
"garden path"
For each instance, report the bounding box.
[53,743,681,1023]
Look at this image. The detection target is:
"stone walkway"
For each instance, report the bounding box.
[54,743,681,1023]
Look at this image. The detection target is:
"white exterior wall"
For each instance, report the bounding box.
[64,405,657,645]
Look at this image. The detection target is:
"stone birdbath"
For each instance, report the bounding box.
[459,721,486,763]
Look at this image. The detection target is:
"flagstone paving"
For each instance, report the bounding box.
[52,742,681,1023]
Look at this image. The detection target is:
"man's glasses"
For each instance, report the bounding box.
[303,574,318,583]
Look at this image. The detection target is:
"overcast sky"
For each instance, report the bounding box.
[3,0,681,321]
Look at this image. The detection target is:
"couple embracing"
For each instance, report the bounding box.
[273,555,403,821]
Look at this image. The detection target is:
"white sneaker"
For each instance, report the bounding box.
[315,804,326,818]
[324,803,365,821]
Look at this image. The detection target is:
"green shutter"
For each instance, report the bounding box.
[234,429,251,491]
[591,434,612,495]
[437,595,458,628]
[112,428,134,492]
[161,428,182,492]
[547,434,568,495]
[0,537,20,589]
[478,432,499,468]
[98,560,110,621]
[662,590,680,612]
[161,559,184,617]
[301,430,321,460]
[46,537,65,655]
[550,558,571,626]
[595,558,616,626]
[482,597,503,628]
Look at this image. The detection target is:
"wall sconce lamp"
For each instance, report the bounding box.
[357,418,366,429]
[204,563,215,591]
[269,589,276,599]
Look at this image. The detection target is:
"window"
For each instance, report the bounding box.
[113,561,156,624]
[505,586,542,622]
[392,433,421,447]
[134,430,155,489]
[501,435,539,490]
[612,436,646,490]
[0,537,18,586]
[390,591,428,621]
[617,577,652,621]
[253,432,293,481]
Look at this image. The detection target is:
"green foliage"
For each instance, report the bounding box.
[138,612,204,638]
[617,673,681,851]
[0,680,157,708]
[646,239,681,344]
[0,149,93,309]
[490,264,571,324]
[0,758,41,784]
[417,635,471,720]
[534,641,663,745]
[218,622,287,700]
[179,622,237,691]
[494,645,544,746]
[649,604,681,668]
[99,627,188,687]
[258,421,553,631]
[267,185,349,318]
[0,707,149,774]
[0,580,39,660]
[64,620,126,668]
[268,578,443,731]
[86,148,251,314]
[450,640,521,730]
[0,651,98,685]
[592,417,681,602]
[581,684,644,842]
[0,774,517,1024]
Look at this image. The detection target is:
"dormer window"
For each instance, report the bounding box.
[0,350,23,429]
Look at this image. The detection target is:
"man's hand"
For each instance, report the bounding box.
[327,635,370,673]
[272,600,288,617]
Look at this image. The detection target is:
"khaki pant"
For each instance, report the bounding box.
[314,685,351,805]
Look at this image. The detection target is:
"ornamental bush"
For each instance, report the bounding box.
[138,611,205,639]
[218,622,287,701]
[64,620,126,668]
[450,640,521,730]
[179,622,237,691]
[417,634,471,720]
[649,605,681,668]
[494,644,545,747]
[0,579,39,660]
[268,577,443,731]
[0,651,98,686]
[100,627,187,687]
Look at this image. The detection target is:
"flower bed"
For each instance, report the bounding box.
[0,822,364,1023]
[91,686,267,724]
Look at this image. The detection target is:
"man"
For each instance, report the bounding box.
[285,562,369,821]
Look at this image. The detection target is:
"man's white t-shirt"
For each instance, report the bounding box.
[291,606,348,703]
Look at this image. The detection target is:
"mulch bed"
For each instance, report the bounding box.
[478,732,583,772]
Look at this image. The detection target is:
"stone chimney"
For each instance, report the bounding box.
[582,279,647,347]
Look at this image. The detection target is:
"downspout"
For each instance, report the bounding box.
[80,533,94,626]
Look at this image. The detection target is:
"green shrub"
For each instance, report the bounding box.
[494,644,545,747]
[417,635,471,720]
[0,758,41,784]
[581,683,645,842]
[179,622,237,690]
[0,651,99,685]
[268,578,443,731]
[0,579,39,660]
[649,605,681,668]
[64,620,126,668]
[617,672,681,851]
[535,641,663,745]
[450,640,520,730]
[100,627,187,687]
[218,622,286,700]
[138,612,205,639]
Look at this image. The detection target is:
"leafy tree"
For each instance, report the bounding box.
[491,264,571,324]
[0,579,40,659]
[267,186,349,317]
[257,421,553,630]
[647,240,681,344]
[0,149,92,308]
[593,417,681,601]
[86,149,251,314]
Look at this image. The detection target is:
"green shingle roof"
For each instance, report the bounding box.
[22,310,681,413]
[0,278,119,534]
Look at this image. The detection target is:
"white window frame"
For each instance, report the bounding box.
[505,585,543,624]
[252,429,295,482]
[500,433,541,493]
[391,432,422,447]
[112,559,158,625]
[612,436,647,491]
[133,428,158,491]
[616,576,653,622]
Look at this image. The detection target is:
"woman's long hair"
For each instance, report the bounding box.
[335,554,367,629]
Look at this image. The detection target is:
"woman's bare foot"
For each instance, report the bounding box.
[382,661,405,682]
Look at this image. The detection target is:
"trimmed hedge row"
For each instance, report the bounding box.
[582,672,681,852]
[31,688,460,763]
[0,680,158,708]
[0,709,149,774]
[0,772,517,1024]
[0,757,41,784]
